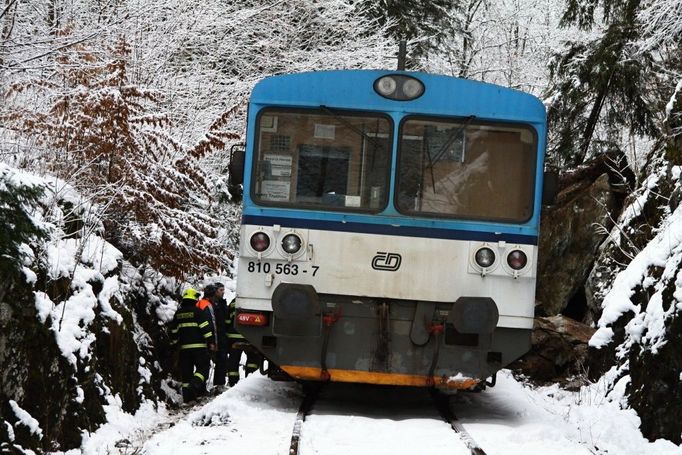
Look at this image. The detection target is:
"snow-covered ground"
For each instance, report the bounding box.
[63,370,680,455]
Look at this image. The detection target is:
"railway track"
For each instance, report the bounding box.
[431,390,487,455]
[289,386,320,455]
[287,385,487,455]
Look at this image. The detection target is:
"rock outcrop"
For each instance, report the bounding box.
[584,146,682,444]
[537,151,634,320]
[511,315,595,389]
[0,255,169,452]
[537,173,615,317]
[0,168,178,453]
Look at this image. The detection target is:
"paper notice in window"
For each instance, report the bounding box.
[314,124,336,139]
[345,195,361,207]
[261,180,290,201]
[264,154,292,177]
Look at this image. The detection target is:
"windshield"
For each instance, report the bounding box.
[252,109,392,212]
[396,117,536,222]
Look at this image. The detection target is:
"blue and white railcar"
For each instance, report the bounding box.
[232,70,547,388]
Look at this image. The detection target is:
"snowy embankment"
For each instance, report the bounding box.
[590,166,682,351]
[1,163,198,454]
[582,161,682,443]
[61,371,679,455]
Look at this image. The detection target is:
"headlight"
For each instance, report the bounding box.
[281,234,302,254]
[402,78,424,98]
[375,76,397,97]
[507,250,527,270]
[250,232,270,252]
[475,247,496,268]
[374,74,425,101]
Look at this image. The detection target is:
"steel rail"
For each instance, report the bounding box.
[288,386,320,455]
[431,390,488,455]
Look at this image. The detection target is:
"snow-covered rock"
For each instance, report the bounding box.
[586,152,682,444]
[0,165,193,453]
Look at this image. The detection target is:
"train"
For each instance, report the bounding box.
[228,68,551,389]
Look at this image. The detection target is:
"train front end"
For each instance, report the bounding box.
[233,71,547,388]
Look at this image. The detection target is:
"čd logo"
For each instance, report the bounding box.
[371,252,402,271]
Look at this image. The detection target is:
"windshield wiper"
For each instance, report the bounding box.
[418,115,476,201]
[424,115,476,172]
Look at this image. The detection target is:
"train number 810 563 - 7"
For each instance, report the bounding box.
[247,261,319,276]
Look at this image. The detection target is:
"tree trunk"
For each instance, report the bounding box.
[577,70,613,165]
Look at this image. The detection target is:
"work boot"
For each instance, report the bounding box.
[182,388,196,404]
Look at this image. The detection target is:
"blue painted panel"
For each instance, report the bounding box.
[242,206,539,238]
[242,70,547,237]
[250,70,546,123]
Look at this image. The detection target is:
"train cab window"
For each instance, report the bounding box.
[396,117,536,222]
[252,109,392,212]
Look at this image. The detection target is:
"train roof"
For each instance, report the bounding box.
[250,70,546,124]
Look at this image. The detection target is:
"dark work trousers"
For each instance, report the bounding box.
[213,347,228,386]
[226,342,261,386]
[179,348,210,402]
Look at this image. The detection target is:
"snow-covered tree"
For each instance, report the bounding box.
[354,0,464,66]
[2,35,235,278]
[412,0,568,96]
[545,0,662,166]
[0,0,392,278]
[0,165,46,284]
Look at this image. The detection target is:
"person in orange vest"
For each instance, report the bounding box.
[196,284,218,348]
[169,288,215,403]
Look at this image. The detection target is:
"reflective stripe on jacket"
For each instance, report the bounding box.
[170,301,213,349]
[226,299,245,340]
[196,298,218,345]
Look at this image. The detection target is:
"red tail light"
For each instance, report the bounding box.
[237,312,268,326]
[507,250,528,270]
[250,232,270,252]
